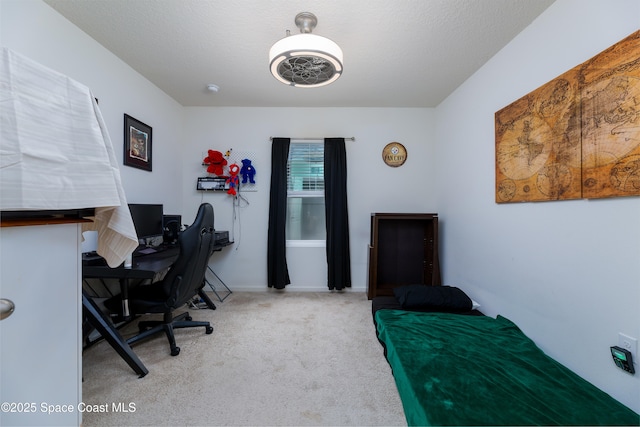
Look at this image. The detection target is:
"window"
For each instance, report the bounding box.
[286,142,325,242]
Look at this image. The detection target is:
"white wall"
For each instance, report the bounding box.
[182,107,436,291]
[1,0,185,213]
[435,0,640,411]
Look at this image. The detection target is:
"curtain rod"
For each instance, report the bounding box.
[270,137,355,141]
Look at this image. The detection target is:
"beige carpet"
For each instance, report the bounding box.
[82,291,407,426]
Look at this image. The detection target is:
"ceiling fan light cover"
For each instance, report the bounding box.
[269,34,343,88]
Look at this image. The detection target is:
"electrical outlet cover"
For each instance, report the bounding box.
[618,333,638,365]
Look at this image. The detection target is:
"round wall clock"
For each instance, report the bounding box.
[382,142,407,167]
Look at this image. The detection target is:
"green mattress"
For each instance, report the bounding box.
[375,309,639,426]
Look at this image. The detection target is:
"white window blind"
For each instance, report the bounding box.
[287,143,324,193]
[286,142,325,242]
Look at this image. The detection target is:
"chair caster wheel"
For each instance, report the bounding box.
[171,346,180,356]
[205,326,214,334]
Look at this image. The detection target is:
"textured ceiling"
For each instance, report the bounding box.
[43,0,555,108]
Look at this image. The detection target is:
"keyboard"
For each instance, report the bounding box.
[134,245,172,257]
[136,247,158,255]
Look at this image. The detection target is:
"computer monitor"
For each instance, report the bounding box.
[128,203,164,241]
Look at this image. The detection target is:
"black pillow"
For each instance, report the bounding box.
[393,285,473,311]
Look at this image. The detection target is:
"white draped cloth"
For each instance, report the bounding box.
[0,48,138,267]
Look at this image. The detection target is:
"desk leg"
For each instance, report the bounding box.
[198,288,217,310]
[205,266,232,302]
[82,293,148,378]
[119,278,130,318]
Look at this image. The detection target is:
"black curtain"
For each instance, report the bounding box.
[324,138,351,290]
[267,138,291,289]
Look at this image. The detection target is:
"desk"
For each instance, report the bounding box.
[82,248,180,377]
[82,242,230,376]
[82,246,180,378]
[84,246,180,317]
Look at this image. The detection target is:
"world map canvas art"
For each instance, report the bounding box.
[495,30,640,203]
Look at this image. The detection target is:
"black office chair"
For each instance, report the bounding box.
[105,203,215,356]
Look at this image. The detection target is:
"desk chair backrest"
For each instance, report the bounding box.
[160,203,214,310]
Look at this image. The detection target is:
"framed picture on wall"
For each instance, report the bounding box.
[123,114,152,171]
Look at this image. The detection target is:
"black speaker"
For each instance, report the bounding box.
[163,214,182,245]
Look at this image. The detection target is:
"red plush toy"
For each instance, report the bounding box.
[203,150,227,176]
[226,164,240,196]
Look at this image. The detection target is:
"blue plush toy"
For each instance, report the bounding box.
[240,158,256,184]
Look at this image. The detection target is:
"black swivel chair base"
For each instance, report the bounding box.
[128,311,213,356]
